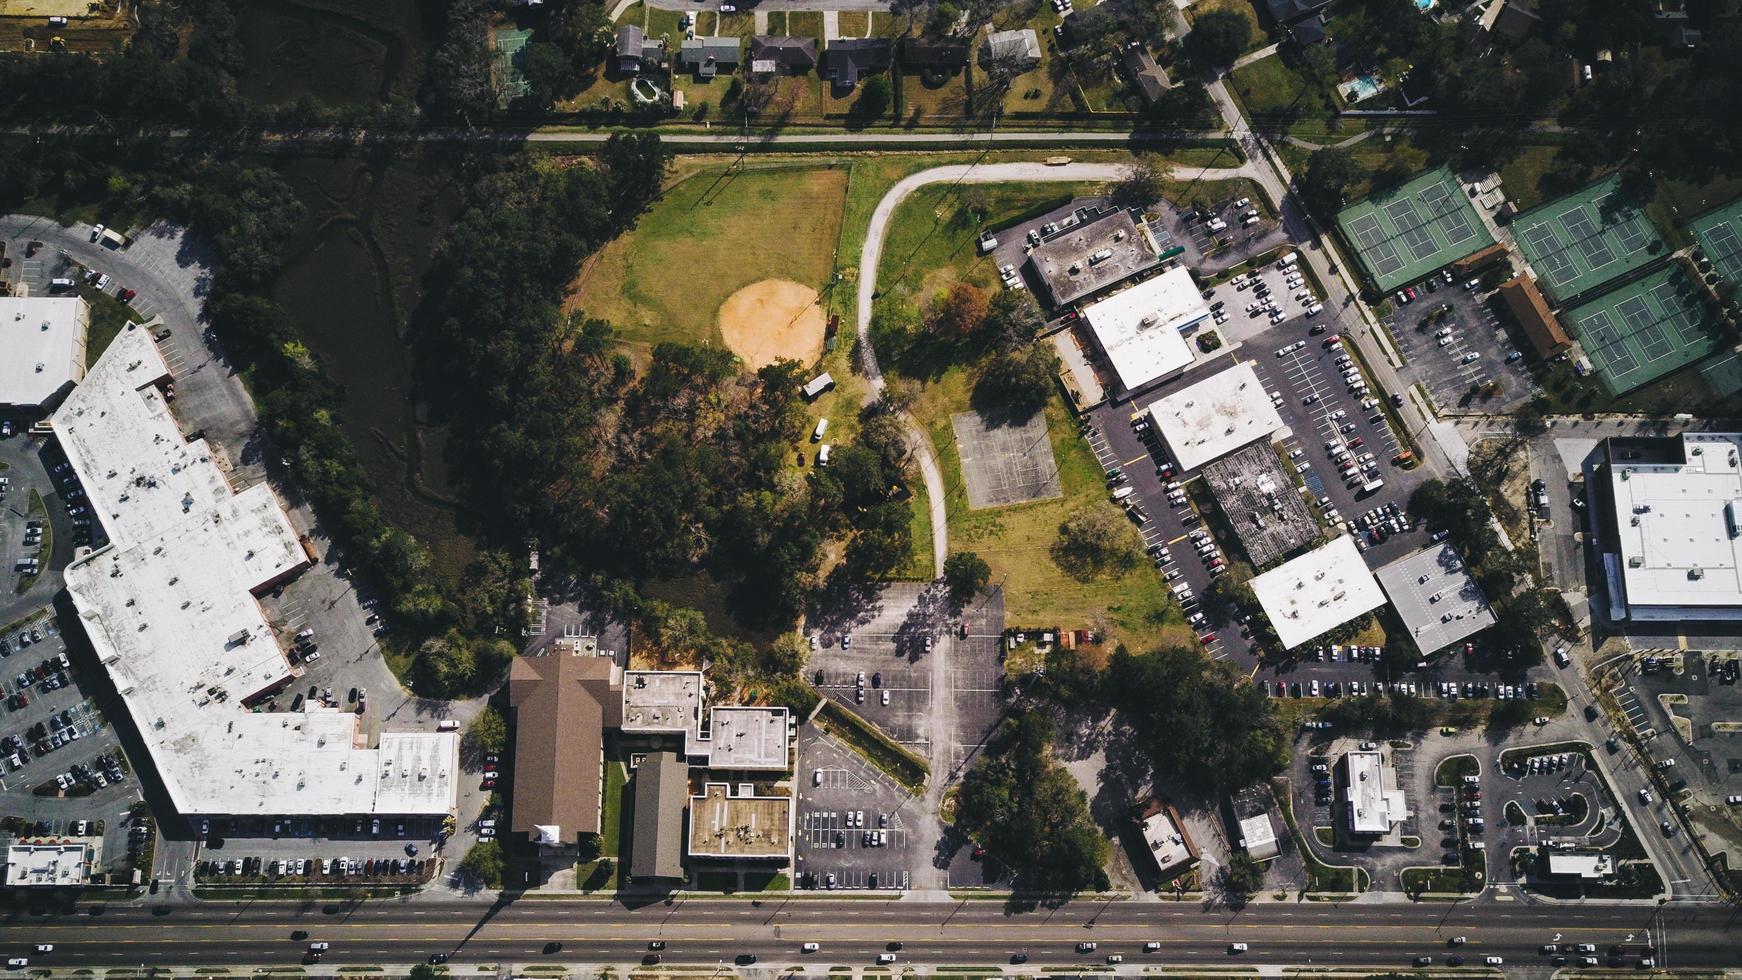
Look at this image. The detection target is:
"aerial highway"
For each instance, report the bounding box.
[3,896,1732,972]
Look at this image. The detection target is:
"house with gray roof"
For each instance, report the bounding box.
[616,25,665,74]
[750,35,818,74]
[680,36,743,79]
[1120,44,1172,106]
[824,37,892,89]
[981,28,1042,73]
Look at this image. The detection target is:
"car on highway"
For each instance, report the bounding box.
[801,943,819,953]
[1484,956,1504,965]
[1076,942,1096,952]
[878,954,897,964]
[1010,953,1028,964]
[1229,943,1248,953]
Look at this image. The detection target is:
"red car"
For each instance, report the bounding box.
[1199,632,1218,643]
[1349,437,1365,448]
[117,288,137,304]
[480,779,496,790]
[1323,334,1341,346]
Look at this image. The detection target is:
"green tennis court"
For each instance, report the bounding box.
[1510,176,1665,305]
[1689,196,1742,289]
[494,28,532,105]
[1336,166,1495,294]
[1563,264,1718,395]
[1700,350,1742,399]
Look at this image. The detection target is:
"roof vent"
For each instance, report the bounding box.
[1689,567,1704,580]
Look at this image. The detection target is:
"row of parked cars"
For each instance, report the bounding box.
[201,855,429,879]
[7,649,73,712]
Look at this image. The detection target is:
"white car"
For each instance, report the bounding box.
[1229,943,1248,953]
[801,943,820,953]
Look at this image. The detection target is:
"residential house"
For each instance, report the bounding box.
[1264,0,1334,24]
[681,36,743,80]
[1120,43,1172,106]
[1487,0,1540,42]
[750,35,818,75]
[1288,13,1332,46]
[981,28,1042,73]
[824,37,892,89]
[615,24,665,74]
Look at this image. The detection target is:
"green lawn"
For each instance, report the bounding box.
[1186,0,1272,51]
[600,757,627,857]
[1228,56,1337,138]
[787,10,823,38]
[572,161,850,350]
[80,285,133,367]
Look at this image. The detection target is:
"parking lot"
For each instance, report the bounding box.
[194,812,443,887]
[0,603,143,877]
[1154,189,1290,276]
[1619,653,1742,831]
[793,727,919,892]
[1385,280,1540,413]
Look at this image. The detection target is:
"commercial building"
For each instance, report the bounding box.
[1338,749,1406,837]
[0,295,87,410]
[3,841,92,887]
[1375,544,1496,655]
[507,636,622,849]
[1250,536,1387,650]
[1027,208,1162,309]
[1238,814,1280,862]
[629,751,691,881]
[1541,849,1614,879]
[1144,362,1286,473]
[1595,432,1742,622]
[1201,441,1320,567]
[1498,277,1573,360]
[56,324,457,819]
[507,650,796,873]
[1079,267,1204,396]
[1131,799,1198,882]
[688,782,793,861]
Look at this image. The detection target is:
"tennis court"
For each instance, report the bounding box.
[493,28,532,106]
[1336,166,1495,294]
[1563,264,1718,395]
[1510,176,1664,304]
[1688,196,1742,288]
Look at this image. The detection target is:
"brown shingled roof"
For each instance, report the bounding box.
[508,651,619,845]
[1499,277,1572,359]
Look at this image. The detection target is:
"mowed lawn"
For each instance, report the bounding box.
[572,163,850,349]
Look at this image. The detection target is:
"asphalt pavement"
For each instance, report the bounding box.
[4,895,1730,972]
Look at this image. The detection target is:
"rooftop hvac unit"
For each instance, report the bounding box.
[736,782,754,797]
[1628,556,1644,567]
[1689,567,1704,580]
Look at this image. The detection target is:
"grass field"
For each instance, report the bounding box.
[572,162,850,350]
[1228,56,1338,137]
[80,285,133,367]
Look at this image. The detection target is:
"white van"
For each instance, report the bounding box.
[1277,251,1299,268]
[437,719,461,732]
[1110,485,1136,502]
[1305,303,1324,317]
[811,417,829,442]
[817,443,832,466]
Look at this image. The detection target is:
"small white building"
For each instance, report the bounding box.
[1238,813,1280,862]
[1339,749,1406,836]
[1543,850,1614,879]
[0,296,88,410]
[1250,536,1388,650]
[981,28,1042,71]
[1143,361,1286,472]
[4,842,92,887]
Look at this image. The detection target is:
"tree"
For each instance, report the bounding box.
[1299,146,1360,219]
[851,75,893,120]
[1186,9,1251,67]
[954,710,1110,894]
[463,706,508,757]
[984,289,1045,351]
[410,966,439,980]
[520,41,568,108]
[458,839,505,889]
[1104,647,1287,796]
[930,282,990,337]
[1052,508,1140,579]
[764,630,812,679]
[1110,159,1165,213]
[943,551,992,603]
[978,346,1058,416]
[1226,852,1265,898]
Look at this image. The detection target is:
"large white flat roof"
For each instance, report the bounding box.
[707,706,790,771]
[1608,432,1742,615]
[0,296,86,408]
[1375,544,1496,654]
[1251,535,1388,649]
[1082,268,1203,392]
[1145,361,1285,472]
[4,843,90,887]
[55,324,456,817]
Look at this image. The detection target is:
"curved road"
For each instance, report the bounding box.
[853,161,1262,576]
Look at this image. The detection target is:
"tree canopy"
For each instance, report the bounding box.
[1104,647,1287,796]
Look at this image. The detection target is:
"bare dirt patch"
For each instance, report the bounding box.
[717,279,826,370]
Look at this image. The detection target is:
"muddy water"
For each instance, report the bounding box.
[243,0,476,578]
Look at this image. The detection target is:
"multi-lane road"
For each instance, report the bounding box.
[4,896,1734,972]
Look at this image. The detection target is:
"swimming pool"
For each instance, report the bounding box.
[1416,0,1437,9]
[1339,74,1386,104]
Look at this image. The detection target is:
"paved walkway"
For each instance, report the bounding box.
[1231,43,1279,70]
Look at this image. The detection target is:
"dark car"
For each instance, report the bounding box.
[1010,953,1028,964]
[648,942,666,951]
[735,955,758,965]
[643,955,662,965]
[543,943,563,954]
[428,954,448,965]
